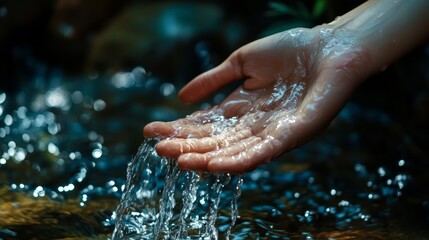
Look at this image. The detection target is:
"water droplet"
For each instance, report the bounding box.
[93,99,106,111]
[33,186,46,198]
[8,141,16,148]
[47,143,60,155]
[160,83,175,97]
[71,91,83,104]
[64,183,75,192]
[81,194,88,202]
[0,128,6,138]
[92,149,103,159]
[14,148,26,162]
[338,200,350,207]
[45,87,70,110]
[35,114,45,127]
[87,131,98,141]
[4,114,13,126]
[111,72,136,88]
[7,148,15,157]
[131,67,146,81]
[0,92,6,104]
[76,167,87,183]
[26,144,34,153]
[377,167,386,177]
[16,106,27,119]
[22,133,30,142]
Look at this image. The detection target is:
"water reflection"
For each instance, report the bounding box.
[0,64,428,239]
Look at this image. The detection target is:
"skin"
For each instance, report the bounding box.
[144,0,429,174]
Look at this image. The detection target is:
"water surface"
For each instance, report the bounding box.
[1,66,429,239]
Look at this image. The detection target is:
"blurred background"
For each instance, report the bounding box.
[1,0,429,239]
[0,0,368,91]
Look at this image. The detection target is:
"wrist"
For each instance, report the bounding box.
[323,0,429,75]
[311,24,372,85]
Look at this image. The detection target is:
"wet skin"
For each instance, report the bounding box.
[144,0,429,174]
[144,27,369,173]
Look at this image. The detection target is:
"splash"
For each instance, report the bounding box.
[112,138,243,239]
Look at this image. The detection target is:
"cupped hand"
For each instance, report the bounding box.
[144,27,370,173]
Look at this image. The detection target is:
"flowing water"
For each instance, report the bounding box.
[1,65,429,239]
[112,138,243,239]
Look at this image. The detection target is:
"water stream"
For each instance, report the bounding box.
[1,66,428,239]
[112,138,243,239]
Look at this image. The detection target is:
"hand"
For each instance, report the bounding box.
[144,27,369,173]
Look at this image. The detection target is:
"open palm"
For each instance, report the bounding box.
[144,27,369,173]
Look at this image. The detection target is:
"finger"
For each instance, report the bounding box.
[185,106,223,123]
[144,105,230,138]
[143,121,176,138]
[155,128,253,158]
[207,138,279,173]
[178,136,262,171]
[179,51,244,104]
[173,123,215,138]
[144,119,217,138]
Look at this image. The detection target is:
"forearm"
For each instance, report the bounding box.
[326,0,429,75]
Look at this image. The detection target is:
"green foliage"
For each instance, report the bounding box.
[312,0,327,18]
[262,0,328,37]
[267,2,299,17]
